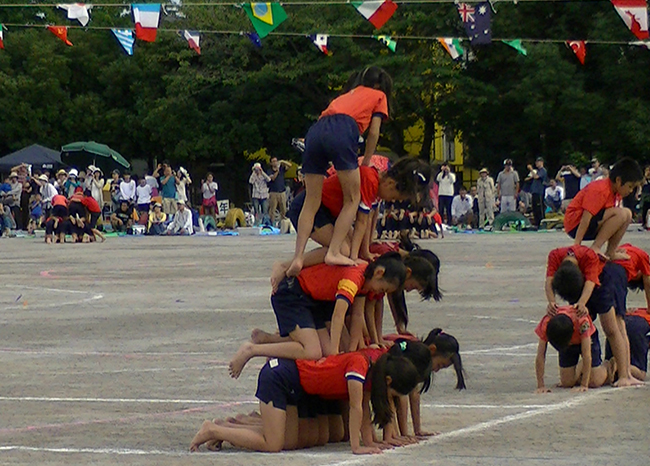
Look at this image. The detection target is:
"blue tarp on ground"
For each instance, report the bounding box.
[0,144,62,172]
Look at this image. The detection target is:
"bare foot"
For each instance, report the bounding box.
[324,251,356,267]
[45,236,52,244]
[229,342,254,379]
[190,420,217,452]
[614,376,644,387]
[286,257,303,278]
[270,261,289,294]
[251,328,273,344]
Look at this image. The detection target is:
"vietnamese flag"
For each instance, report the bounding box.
[48,26,73,46]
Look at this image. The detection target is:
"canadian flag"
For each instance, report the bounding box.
[567,40,586,65]
[611,0,649,40]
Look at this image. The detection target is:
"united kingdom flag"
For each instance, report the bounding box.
[458,1,491,45]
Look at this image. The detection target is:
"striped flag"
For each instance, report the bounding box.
[438,38,464,59]
[0,25,4,50]
[112,29,135,55]
[183,30,201,54]
[132,4,161,42]
[352,0,398,29]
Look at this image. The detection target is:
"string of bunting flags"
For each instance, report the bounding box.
[0,1,648,64]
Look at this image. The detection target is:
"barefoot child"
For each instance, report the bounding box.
[547,245,641,387]
[288,66,393,276]
[564,157,642,260]
[605,308,650,381]
[535,305,610,393]
[191,353,420,454]
[613,243,650,309]
[229,253,408,378]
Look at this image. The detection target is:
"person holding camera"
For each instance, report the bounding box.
[249,162,271,225]
[436,162,456,224]
[525,157,548,227]
[555,163,581,211]
[154,163,178,215]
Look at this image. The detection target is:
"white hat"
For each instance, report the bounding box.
[176,199,185,205]
[87,165,97,173]
[68,168,79,177]
[38,174,49,182]
[9,172,18,178]
[252,162,262,171]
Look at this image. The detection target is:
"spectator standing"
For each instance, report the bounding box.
[544,179,564,213]
[37,174,57,219]
[555,164,581,211]
[166,200,193,235]
[176,167,192,205]
[201,173,218,220]
[249,163,271,225]
[158,165,178,216]
[526,157,548,227]
[136,177,153,213]
[436,162,456,224]
[469,186,480,229]
[579,165,592,190]
[267,157,292,226]
[7,172,22,225]
[20,179,32,230]
[590,157,604,179]
[64,169,81,198]
[54,169,68,195]
[451,185,474,228]
[640,165,650,228]
[476,168,496,227]
[89,168,105,210]
[496,159,520,213]
[119,172,136,204]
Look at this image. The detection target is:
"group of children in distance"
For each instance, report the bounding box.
[190,67,466,455]
[536,157,650,392]
[44,187,105,244]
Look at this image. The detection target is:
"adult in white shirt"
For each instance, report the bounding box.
[201,173,219,220]
[119,172,136,203]
[544,178,564,213]
[451,185,474,228]
[176,167,192,204]
[136,178,153,213]
[88,168,105,209]
[166,200,193,235]
[436,162,456,224]
[37,174,57,217]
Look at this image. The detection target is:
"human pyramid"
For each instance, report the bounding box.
[189,68,649,455]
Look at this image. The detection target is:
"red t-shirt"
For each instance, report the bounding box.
[297,352,370,400]
[321,166,380,218]
[369,241,400,256]
[320,86,389,134]
[51,194,67,207]
[629,308,650,326]
[358,346,389,362]
[614,243,650,282]
[535,306,596,346]
[546,245,604,286]
[564,179,619,232]
[81,196,101,214]
[297,263,368,304]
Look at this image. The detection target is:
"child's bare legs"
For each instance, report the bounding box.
[251,329,287,344]
[229,327,322,378]
[592,207,632,259]
[288,174,325,277]
[190,401,286,452]
[92,228,106,242]
[600,309,642,386]
[325,168,360,266]
[558,366,579,388]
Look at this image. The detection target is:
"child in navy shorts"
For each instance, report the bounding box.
[606,309,650,381]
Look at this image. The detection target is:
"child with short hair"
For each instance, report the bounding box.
[546,245,641,387]
[535,306,610,392]
[288,66,393,275]
[27,192,43,234]
[564,157,643,260]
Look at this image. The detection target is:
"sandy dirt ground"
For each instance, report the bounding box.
[0,231,648,465]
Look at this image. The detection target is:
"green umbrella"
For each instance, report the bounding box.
[61,141,130,174]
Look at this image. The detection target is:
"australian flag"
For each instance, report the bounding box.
[457,2,492,45]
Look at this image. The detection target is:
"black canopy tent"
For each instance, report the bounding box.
[0,144,62,173]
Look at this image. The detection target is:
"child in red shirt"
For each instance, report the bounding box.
[288,67,393,277]
[228,253,408,379]
[605,308,650,381]
[190,353,419,455]
[564,158,642,260]
[613,243,650,309]
[534,306,610,392]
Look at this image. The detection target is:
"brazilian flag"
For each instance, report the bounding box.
[242,3,288,39]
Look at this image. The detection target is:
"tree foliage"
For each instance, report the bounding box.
[1,2,649,201]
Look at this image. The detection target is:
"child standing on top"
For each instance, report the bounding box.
[564,158,642,260]
[288,66,393,276]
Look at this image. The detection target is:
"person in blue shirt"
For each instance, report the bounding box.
[526,157,548,227]
[267,157,292,227]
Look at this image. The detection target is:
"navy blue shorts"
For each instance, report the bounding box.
[318,399,343,416]
[288,191,336,234]
[297,394,321,419]
[312,301,335,330]
[302,114,360,175]
[271,277,317,337]
[567,209,605,241]
[558,329,602,368]
[588,262,628,319]
[605,315,650,373]
[255,358,303,411]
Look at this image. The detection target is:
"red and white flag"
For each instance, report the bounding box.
[0,25,4,50]
[567,40,586,65]
[611,0,649,40]
[48,26,73,46]
[183,30,200,54]
[133,4,160,42]
[311,34,329,54]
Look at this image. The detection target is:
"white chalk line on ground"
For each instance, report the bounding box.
[2,284,104,310]
[0,387,637,458]
[463,343,537,354]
